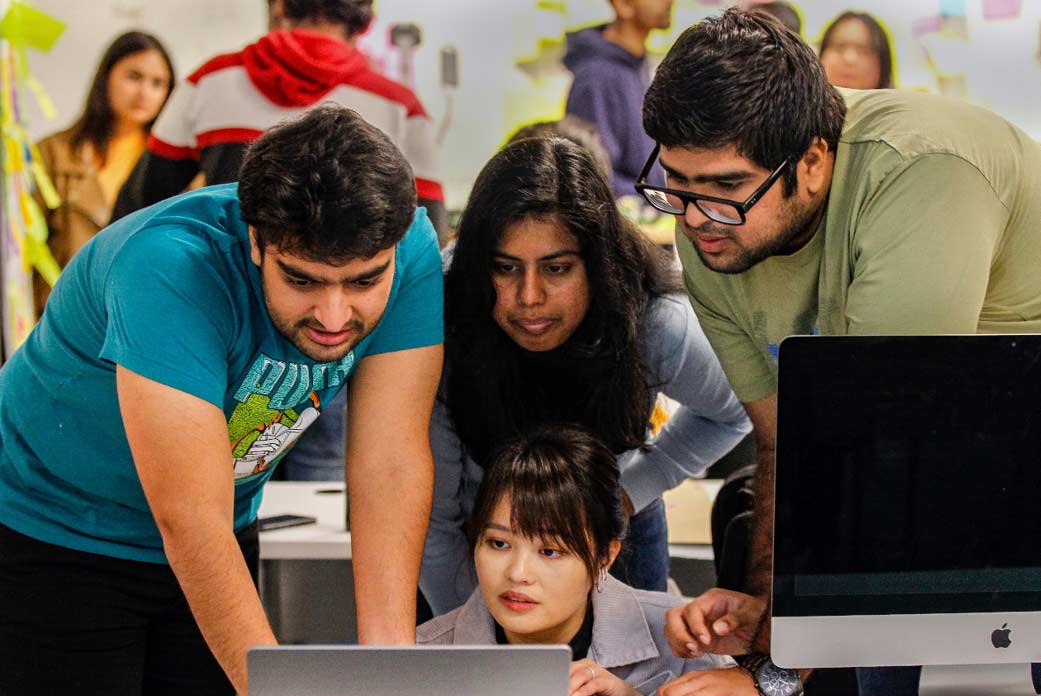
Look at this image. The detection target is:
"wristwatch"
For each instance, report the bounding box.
[738,654,804,696]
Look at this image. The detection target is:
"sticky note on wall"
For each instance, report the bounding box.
[982,0,1022,20]
[940,0,967,16]
[0,1,66,52]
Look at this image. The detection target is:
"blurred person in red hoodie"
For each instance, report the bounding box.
[112,0,445,238]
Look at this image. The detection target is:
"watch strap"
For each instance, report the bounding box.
[737,653,769,695]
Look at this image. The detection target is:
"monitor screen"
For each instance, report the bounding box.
[772,335,1041,668]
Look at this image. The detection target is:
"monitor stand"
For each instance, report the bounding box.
[919,663,1039,695]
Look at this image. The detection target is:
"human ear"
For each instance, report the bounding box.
[797,137,832,197]
[248,227,263,267]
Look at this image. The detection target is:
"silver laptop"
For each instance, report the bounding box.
[248,645,572,696]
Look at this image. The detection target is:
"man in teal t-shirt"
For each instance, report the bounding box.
[0,104,444,694]
[634,9,1041,696]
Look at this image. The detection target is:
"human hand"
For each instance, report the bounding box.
[664,588,766,658]
[569,659,640,696]
[657,666,758,696]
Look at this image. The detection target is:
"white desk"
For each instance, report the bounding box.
[258,482,351,560]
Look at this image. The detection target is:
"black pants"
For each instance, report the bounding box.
[0,521,259,695]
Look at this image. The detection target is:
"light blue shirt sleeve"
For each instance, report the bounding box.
[421,394,479,615]
[366,208,445,356]
[619,295,752,513]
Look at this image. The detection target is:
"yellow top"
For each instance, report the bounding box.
[96,129,146,206]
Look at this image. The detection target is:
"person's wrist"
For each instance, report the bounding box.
[737,654,803,696]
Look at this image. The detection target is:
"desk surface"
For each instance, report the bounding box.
[258,480,720,561]
[259,482,351,560]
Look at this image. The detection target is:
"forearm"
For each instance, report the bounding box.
[620,409,751,512]
[161,515,276,693]
[745,441,775,653]
[350,455,433,643]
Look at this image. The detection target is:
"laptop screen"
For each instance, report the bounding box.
[773,335,1041,619]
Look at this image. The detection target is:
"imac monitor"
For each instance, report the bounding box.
[772,335,1041,668]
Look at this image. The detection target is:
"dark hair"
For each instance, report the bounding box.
[445,137,680,467]
[819,11,894,90]
[506,116,613,182]
[643,8,846,196]
[239,103,416,261]
[748,2,802,35]
[281,0,373,36]
[68,31,174,165]
[467,425,628,580]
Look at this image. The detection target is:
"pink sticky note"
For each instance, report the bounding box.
[911,14,943,38]
[982,0,1022,20]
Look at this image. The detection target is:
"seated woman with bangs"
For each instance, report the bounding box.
[417,425,756,696]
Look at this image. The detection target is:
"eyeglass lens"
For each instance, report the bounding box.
[643,189,743,224]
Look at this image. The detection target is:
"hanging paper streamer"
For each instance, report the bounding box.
[0,0,64,359]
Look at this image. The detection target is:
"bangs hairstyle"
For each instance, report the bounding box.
[238,104,416,262]
[444,136,680,466]
[642,8,846,196]
[69,31,175,165]
[819,11,895,89]
[467,425,627,580]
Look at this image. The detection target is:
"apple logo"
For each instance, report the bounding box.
[991,623,1012,649]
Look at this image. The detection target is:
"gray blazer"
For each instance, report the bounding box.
[416,575,735,695]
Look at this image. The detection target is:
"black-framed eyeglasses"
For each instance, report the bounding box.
[634,143,789,226]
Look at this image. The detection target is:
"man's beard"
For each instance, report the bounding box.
[690,197,823,275]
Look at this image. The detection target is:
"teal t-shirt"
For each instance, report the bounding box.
[0,183,443,563]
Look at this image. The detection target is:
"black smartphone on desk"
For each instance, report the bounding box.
[258,514,317,532]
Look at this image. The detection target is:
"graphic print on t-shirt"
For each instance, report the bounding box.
[227,350,355,479]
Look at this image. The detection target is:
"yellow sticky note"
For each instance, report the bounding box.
[0,2,66,53]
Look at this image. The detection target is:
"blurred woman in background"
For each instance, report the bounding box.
[818,11,894,90]
[34,31,174,316]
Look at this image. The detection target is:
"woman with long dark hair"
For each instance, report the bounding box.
[418,425,754,695]
[33,31,174,316]
[818,11,895,91]
[420,136,750,615]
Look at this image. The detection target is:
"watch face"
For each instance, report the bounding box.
[759,662,801,696]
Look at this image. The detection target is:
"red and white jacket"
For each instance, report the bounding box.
[113,29,443,220]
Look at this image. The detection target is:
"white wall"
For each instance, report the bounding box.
[18,0,1041,210]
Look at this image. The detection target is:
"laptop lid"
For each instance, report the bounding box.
[772,335,1041,668]
[248,645,572,696]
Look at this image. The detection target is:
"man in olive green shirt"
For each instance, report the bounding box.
[638,9,1041,696]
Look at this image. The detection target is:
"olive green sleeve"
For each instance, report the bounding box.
[845,153,1008,334]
